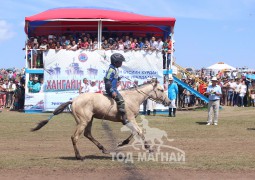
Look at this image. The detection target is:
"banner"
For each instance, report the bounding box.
[43,49,163,92]
[25,49,167,112]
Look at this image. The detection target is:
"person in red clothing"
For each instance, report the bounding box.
[198,81,207,105]
[166,36,173,69]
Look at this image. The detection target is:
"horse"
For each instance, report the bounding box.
[31,80,171,160]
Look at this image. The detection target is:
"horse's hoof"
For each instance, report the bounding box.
[117,142,124,147]
[76,155,84,161]
[102,149,109,154]
[148,149,154,153]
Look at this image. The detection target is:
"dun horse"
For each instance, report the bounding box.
[32,80,171,160]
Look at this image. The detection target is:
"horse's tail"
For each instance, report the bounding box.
[31,101,72,132]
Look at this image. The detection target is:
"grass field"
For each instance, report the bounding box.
[0,106,255,179]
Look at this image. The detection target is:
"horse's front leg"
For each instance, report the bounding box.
[117,134,134,147]
[128,120,153,153]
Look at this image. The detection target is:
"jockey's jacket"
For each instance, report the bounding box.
[104,64,120,94]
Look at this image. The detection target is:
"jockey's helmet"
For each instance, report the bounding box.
[111,53,125,65]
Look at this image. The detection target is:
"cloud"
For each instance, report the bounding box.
[0,20,15,42]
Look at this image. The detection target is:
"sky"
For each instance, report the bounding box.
[0,0,255,70]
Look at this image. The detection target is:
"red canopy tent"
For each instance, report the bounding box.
[25,8,176,37]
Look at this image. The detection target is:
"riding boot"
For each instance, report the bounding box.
[173,108,176,117]
[121,113,139,134]
[153,109,156,116]
[168,108,172,117]
[147,110,151,115]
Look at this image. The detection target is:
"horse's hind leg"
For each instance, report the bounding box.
[84,118,108,154]
[71,121,88,160]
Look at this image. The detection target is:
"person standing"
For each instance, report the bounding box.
[239,80,247,107]
[79,78,90,94]
[88,80,99,93]
[204,77,222,125]
[168,76,178,117]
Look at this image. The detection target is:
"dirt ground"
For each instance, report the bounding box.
[0,106,255,180]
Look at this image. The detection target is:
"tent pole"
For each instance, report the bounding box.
[98,20,102,49]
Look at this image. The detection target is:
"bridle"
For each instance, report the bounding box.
[133,83,168,105]
[122,77,168,105]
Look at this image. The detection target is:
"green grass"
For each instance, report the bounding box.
[0,106,254,171]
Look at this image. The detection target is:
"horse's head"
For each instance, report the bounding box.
[148,80,171,106]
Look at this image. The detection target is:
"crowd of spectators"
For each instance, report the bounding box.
[25,32,174,69]
[0,68,25,111]
[171,68,255,108]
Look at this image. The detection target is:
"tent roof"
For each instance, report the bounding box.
[207,62,236,71]
[25,8,176,25]
[25,8,176,36]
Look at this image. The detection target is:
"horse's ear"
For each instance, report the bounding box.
[152,78,158,86]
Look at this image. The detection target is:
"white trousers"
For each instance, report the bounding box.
[207,100,220,124]
[169,99,176,108]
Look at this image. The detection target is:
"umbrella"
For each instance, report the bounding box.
[207,62,236,71]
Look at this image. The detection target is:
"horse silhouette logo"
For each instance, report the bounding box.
[120,115,174,152]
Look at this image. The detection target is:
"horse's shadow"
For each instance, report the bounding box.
[247,128,255,131]
[196,122,208,125]
[58,155,112,161]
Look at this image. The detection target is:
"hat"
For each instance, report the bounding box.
[134,78,138,82]
[211,77,218,81]
[43,39,47,42]
[34,77,38,81]
[169,76,173,81]
[91,79,96,83]
[147,77,152,81]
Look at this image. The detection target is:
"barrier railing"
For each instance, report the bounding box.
[173,62,208,85]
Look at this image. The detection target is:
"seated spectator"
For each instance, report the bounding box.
[80,37,89,50]
[92,38,98,50]
[67,40,78,51]
[39,39,48,51]
[143,39,150,50]
[55,42,63,51]
[101,39,110,50]
[124,36,131,50]
[31,77,41,93]
[117,39,124,50]
[150,36,158,50]
[88,80,99,93]
[48,39,56,49]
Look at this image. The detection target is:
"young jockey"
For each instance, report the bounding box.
[104,53,137,132]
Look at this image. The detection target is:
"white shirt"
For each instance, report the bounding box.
[228,82,237,91]
[235,83,241,93]
[157,41,163,51]
[80,83,89,93]
[239,84,247,96]
[88,85,99,93]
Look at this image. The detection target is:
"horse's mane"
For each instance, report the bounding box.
[121,82,154,91]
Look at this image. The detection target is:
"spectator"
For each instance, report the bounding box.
[0,79,6,108]
[79,78,90,94]
[227,78,236,106]
[31,77,41,93]
[88,80,99,93]
[39,39,48,51]
[239,80,247,107]
[168,76,178,117]
[101,39,110,50]
[204,77,222,126]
